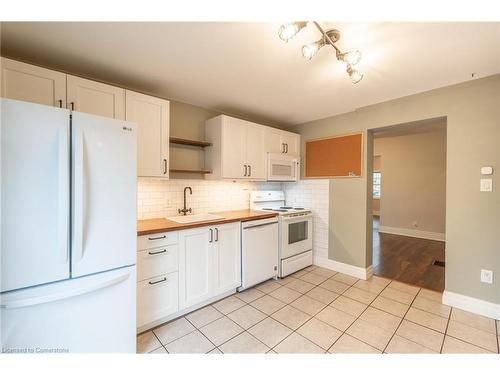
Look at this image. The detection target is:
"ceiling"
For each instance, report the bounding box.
[1,22,499,126]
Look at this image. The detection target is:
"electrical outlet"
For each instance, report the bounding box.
[480,269,493,284]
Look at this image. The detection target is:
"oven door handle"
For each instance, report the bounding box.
[281,213,313,222]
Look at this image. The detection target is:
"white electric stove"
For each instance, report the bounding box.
[250,191,313,277]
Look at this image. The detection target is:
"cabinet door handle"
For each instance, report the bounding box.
[148,235,166,241]
[163,159,168,175]
[148,277,167,285]
[248,165,251,177]
[58,99,63,108]
[215,228,219,242]
[244,164,247,177]
[70,102,75,111]
[282,143,285,153]
[148,249,167,255]
[209,228,213,243]
[285,143,288,153]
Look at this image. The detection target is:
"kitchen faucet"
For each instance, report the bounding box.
[178,186,192,215]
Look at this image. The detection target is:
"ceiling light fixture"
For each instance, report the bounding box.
[278,21,364,84]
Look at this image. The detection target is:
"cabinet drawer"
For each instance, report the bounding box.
[137,272,179,328]
[137,231,178,250]
[137,244,178,281]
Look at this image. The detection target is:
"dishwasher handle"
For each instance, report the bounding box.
[243,221,278,230]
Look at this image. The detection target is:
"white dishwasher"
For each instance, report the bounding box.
[238,216,279,291]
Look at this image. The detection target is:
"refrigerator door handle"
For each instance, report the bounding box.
[0,273,129,310]
[58,126,70,264]
[73,127,86,262]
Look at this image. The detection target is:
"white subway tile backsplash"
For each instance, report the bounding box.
[137,178,330,263]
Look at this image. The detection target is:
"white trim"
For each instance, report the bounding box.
[442,290,500,320]
[313,256,372,280]
[379,225,445,241]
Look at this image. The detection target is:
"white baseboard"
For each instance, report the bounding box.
[379,225,445,242]
[442,290,500,320]
[313,256,372,280]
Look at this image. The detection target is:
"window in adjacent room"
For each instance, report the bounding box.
[373,172,381,198]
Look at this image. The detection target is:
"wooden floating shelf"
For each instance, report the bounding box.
[169,137,212,148]
[169,169,212,174]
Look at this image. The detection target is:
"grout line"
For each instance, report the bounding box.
[438,305,452,353]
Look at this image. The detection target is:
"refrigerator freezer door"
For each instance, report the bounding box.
[1,266,136,353]
[71,111,137,278]
[1,99,70,292]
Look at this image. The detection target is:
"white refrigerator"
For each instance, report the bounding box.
[0,98,137,353]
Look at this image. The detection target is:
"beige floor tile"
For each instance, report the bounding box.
[165,330,215,353]
[385,335,437,354]
[300,272,328,285]
[330,295,367,317]
[389,280,420,296]
[396,320,444,352]
[442,336,493,354]
[371,296,410,318]
[319,279,351,294]
[359,307,402,333]
[208,347,222,354]
[149,346,168,354]
[316,306,356,331]
[271,305,311,330]
[274,332,325,353]
[311,267,337,278]
[346,318,394,350]
[496,320,499,334]
[352,279,386,294]
[136,331,162,353]
[306,286,340,305]
[269,286,302,304]
[417,288,443,302]
[297,318,342,350]
[219,332,269,353]
[332,273,359,286]
[446,320,498,352]
[227,304,266,329]
[212,295,246,315]
[285,278,316,294]
[274,276,296,286]
[235,287,265,303]
[328,334,381,354]
[250,295,286,315]
[380,287,416,305]
[371,275,392,286]
[291,269,310,278]
[248,317,293,348]
[450,308,497,334]
[291,295,327,316]
[266,349,277,353]
[254,279,282,294]
[405,307,448,333]
[199,316,244,346]
[186,305,223,328]
[343,287,378,305]
[412,296,451,318]
[153,317,196,345]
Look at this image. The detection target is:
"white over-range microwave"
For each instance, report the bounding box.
[267,153,299,182]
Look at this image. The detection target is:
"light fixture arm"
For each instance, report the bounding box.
[312,21,343,59]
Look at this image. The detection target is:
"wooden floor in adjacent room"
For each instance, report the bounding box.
[372,217,445,292]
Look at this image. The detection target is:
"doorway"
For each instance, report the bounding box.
[369,118,447,292]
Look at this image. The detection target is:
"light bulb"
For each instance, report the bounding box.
[341,50,362,65]
[301,40,324,60]
[278,22,306,42]
[347,64,363,84]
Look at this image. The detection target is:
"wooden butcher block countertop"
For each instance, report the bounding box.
[137,209,278,236]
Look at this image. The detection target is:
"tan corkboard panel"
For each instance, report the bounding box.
[305,133,363,178]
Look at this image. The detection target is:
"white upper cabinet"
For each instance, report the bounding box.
[205,115,266,180]
[265,127,300,156]
[125,90,170,178]
[1,57,66,108]
[67,75,125,119]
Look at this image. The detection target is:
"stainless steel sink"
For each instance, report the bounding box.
[166,213,224,224]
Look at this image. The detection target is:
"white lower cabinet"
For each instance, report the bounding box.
[137,272,179,328]
[137,222,242,331]
[178,222,241,310]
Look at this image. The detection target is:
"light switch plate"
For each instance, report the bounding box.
[481,166,493,175]
[480,269,493,284]
[480,179,493,192]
